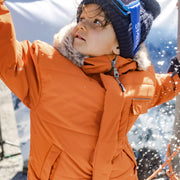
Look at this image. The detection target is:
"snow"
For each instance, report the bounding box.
[4,0,179,176]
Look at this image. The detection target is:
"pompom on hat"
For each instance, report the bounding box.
[77,0,161,58]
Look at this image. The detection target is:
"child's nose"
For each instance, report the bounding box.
[77,21,87,31]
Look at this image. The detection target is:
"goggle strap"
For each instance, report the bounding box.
[129,2,141,53]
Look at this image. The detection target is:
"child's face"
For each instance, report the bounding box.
[72,4,119,56]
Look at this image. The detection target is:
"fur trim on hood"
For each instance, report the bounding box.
[53,22,88,67]
[133,43,151,71]
[53,23,151,71]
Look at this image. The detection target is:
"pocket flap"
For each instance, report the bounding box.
[132,98,151,115]
[41,144,62,180]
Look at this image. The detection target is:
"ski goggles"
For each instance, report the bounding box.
[111,0,141,54]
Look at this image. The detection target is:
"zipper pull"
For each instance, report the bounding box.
[112,57,126,92]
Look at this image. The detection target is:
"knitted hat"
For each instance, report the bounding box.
[77,0,161,58]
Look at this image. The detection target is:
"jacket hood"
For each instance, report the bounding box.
[53,22,151,71]
[53,22,88,67]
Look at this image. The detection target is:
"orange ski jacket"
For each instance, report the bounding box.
[0,1,180,180]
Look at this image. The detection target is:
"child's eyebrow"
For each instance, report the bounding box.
[83,6,106,19]
[86,12,106,21]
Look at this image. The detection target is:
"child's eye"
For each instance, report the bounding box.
[79,17,85,22]
[94,19,103,26]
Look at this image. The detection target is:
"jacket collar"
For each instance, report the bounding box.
[53,22,151,72]
[82,55,137,75]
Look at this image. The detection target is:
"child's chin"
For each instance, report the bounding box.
[73,45,86,55]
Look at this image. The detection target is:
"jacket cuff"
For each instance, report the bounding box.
[0,0,4,5]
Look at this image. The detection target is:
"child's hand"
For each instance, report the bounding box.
[168,57,180,77]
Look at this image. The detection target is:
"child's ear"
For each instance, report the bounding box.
[112,46,120,55]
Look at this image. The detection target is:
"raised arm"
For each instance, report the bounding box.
[0,1,40,108]
[150,63,180,107]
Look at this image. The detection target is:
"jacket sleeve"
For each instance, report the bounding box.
[150,72,180,107]
[0,1,40,108]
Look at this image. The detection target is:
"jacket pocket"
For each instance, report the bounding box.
[111,146,137,175]
[40,144,62,180]
[123,145,137,172]
[132,98,151,115]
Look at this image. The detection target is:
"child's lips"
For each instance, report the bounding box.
[75,33,86,41]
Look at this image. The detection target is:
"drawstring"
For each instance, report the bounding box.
[147,143,180,180]
[112,56,126,92]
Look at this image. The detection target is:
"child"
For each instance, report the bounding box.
[0,0,179,179]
